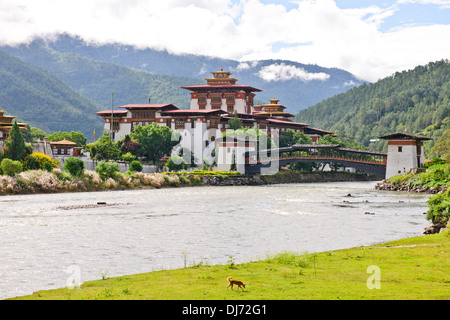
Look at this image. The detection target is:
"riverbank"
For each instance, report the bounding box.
[374,179,448,194]
[198,171,380,186]
[0,169,380,195]
[9,227,449,300]
[374,163,450,235]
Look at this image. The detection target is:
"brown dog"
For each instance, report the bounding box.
[227,276,245,291]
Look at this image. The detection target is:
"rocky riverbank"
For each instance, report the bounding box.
[374,180,448,194]
[200,172,380,186]
[375,179,449,235]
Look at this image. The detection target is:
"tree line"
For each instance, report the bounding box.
[295,60,450,156]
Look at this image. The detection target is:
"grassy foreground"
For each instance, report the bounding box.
[9,230,450,300]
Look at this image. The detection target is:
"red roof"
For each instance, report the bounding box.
[160,109,227,115]
[267,118,309,127]
[180,84,262,92]
[303,127,334,135]
[118,104,178,110]
[95,110,128,116]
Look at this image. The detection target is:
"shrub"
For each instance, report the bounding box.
[0,175,18,194]
[58,170,73,182]
[64,157,86,177]
[17,170,60,193]
[129,160,143,172]
[83,170,101,187]
[95,161,119,180]
[1,158,23,176]
[165,156,187,171]
[121,152,136,162]
[22,152,59,171]
[426,189,450,224]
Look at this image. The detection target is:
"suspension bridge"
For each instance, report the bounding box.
[244,144,387,176]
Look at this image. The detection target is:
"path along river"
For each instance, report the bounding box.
[0,181,430,299]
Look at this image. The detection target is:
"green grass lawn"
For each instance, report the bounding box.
[9,230,450,300]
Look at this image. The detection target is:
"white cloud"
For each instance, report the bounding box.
[257,63,330,82]
[0,0,449,82]
[397,0,450,9]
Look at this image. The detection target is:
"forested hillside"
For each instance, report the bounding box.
[1,34,365,112]
[1,42,199,109]
[0,50,103,138]
[295,60,450,155]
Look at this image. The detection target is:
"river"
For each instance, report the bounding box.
[0,181,430,299]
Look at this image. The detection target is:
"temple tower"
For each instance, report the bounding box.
[380,133,431,179]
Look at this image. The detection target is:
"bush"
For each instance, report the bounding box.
[129,160,143,172]
[426,189,450,224]
[121,152,136,162]
[22,153,59,171]
[1,158,23,176]
[165,155,187,171]
[64,157,86,177]
[95,161,119,180]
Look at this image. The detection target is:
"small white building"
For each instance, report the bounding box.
[380,133,431,179]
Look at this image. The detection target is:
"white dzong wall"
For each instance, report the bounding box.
[385,140,424,179]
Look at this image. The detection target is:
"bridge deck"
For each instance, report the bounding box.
[244,144,387,175]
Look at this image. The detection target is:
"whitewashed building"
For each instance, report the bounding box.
[380,133,431,179]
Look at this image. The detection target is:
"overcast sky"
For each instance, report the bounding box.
[1,0,449,82]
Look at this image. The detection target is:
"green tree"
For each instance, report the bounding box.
[93,134,121,161]
[279,129,312,147]
[130,123,181,165]
[228,111,243,130]
[165,155,187,171]
[22,125,49,143]
[430,129,450,161]
[0,158,23,176]
[1,121,27,161]
[95,161,119,180]
[47,131,87,147]
[64,157,86,177]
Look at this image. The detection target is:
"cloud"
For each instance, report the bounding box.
[0,0,449,82]
[257,63,330,82]
[397,0,450,9]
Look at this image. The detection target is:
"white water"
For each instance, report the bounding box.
[0,181,430,299]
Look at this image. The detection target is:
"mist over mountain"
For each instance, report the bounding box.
[1,34,365,113]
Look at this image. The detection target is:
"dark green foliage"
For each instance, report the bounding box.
[426,189,450,224]
[95,161,119,180]
[228,111,243,130]
[429,129,450,161]
[279,129,312,148]
[92,134,121,161]
[0,158,22,176]
[1,121,27,161]
[21,125,48,143]
[129,160,143,172]
[296,60,450,154]
[63,157,85,177]
[317,134,366,149]
[130,123,181,165]
[165,156,187,172]
[0,50,103,139]
[47,131,87,147]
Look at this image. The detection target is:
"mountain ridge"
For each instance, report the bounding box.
[1,34,365,113]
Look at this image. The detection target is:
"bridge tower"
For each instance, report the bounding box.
[380,133,431,179]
